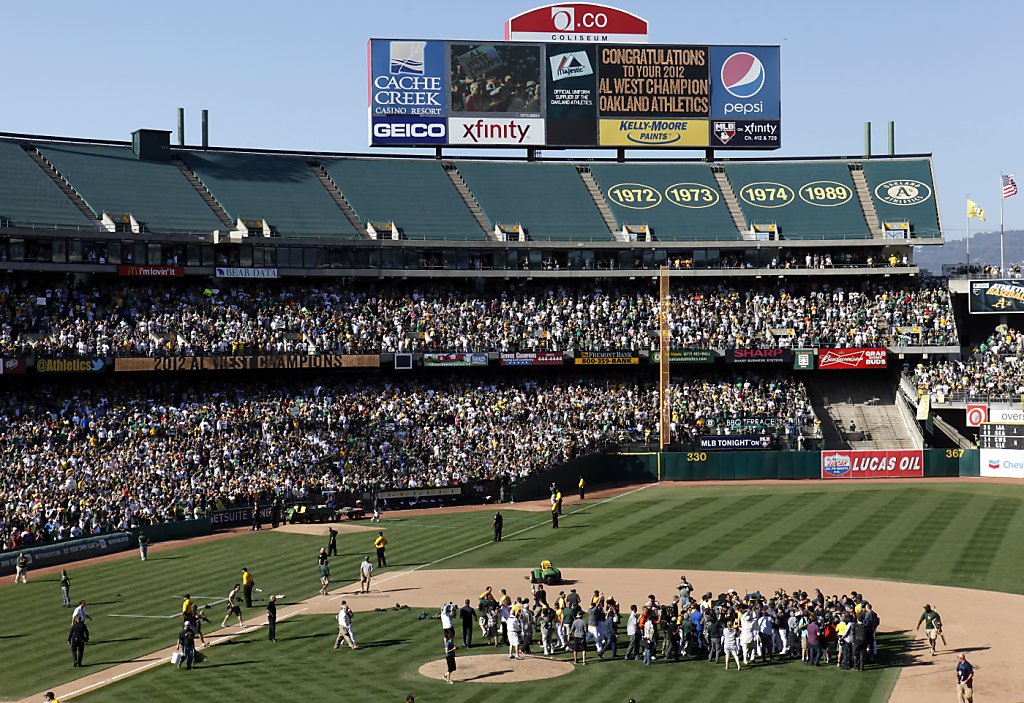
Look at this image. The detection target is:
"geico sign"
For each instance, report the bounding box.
[373,122,445,138]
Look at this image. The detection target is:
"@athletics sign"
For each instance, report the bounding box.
[506,4,649,43]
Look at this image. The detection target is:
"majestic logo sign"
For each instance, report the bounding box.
[550,50,594,80]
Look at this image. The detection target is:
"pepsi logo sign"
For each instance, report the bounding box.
[721,52,765,99]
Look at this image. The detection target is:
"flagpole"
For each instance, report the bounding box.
[967,193,971,273]
[1000,174,1005,275]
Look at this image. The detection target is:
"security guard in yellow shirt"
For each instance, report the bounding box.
[578,476,586,501]
[241,568,255,608]
[181,594,194,626]
[374,532,388,567]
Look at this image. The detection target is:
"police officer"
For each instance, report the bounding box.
[68,615,89,667]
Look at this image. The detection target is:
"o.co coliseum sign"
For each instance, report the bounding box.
[506,3,649,43]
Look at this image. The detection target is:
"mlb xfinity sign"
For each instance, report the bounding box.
[506,4,649,43]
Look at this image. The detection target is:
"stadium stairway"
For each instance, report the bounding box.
[710,166,750,239]
[576,166,622,240]
[308,160,366,235]
[22,145,101,226]
[807,375,921,450]
[805,381,849,449]
[442,162,496,239]
[848,163,884,237]
[172,157,234,229]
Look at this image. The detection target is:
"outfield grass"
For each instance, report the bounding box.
[5,480,1024,701]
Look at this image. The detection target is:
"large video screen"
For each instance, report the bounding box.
[368,38,780,149]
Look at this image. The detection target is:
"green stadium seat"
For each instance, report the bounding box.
[37,144,224,234]
[183,152,360,238]
[455,162,611,241]
[322,159,485,240]
[0,140,93,229]
[860,159,941,239]
[588,164,739,241]
[725,162,871,240]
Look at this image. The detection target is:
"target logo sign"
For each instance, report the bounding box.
[966,404,989,427]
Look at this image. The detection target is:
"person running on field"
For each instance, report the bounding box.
[190,603,209,646]
[916,604,943,656]
[221,584,244,628]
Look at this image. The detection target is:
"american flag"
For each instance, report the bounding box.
[1003,173,1018,198]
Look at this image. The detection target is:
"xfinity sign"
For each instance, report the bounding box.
[506,3,649,43]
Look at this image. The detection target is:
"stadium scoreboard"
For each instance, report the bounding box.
[979,422,1024,450]
[369,38,780,149]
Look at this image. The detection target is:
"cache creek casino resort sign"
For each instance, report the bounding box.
[367,4,780,149]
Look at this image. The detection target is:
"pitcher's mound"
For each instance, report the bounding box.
[274,521,373,536]
[418,653,574,684]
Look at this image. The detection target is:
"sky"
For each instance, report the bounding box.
[3,0,1021,237]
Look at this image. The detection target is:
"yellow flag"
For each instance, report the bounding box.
[967,199,986,221]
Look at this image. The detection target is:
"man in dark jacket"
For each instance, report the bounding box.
[68,615,89,667]
[492,512,503,542]
[852,615,869,671]
[460,599,476,648]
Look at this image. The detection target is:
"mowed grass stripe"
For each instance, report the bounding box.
[678,492,814,569]
[872,490,968,577]
[950,496,1021,586]
[741,490,877,571]
[793,488,913,575]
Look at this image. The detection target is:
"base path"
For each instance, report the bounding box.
[418,653,573,684]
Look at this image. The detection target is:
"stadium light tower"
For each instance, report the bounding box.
[659,266,671,449]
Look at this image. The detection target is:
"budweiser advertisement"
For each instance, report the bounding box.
[821,450,924,479]
[817,348,887,370]
[506,4,649,43]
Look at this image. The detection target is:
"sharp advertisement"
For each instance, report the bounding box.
[368,38,780,149]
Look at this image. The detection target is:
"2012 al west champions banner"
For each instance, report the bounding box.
[368,39,780,149]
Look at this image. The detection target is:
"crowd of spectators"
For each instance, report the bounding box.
[0,276,957,357]
[0,372,814,549]
[944,262,1024,279]
[908,325,1024,401]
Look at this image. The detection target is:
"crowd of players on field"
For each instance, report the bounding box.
[0,276,956,357]
[0,374,812,551]
[467,578,882,671]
